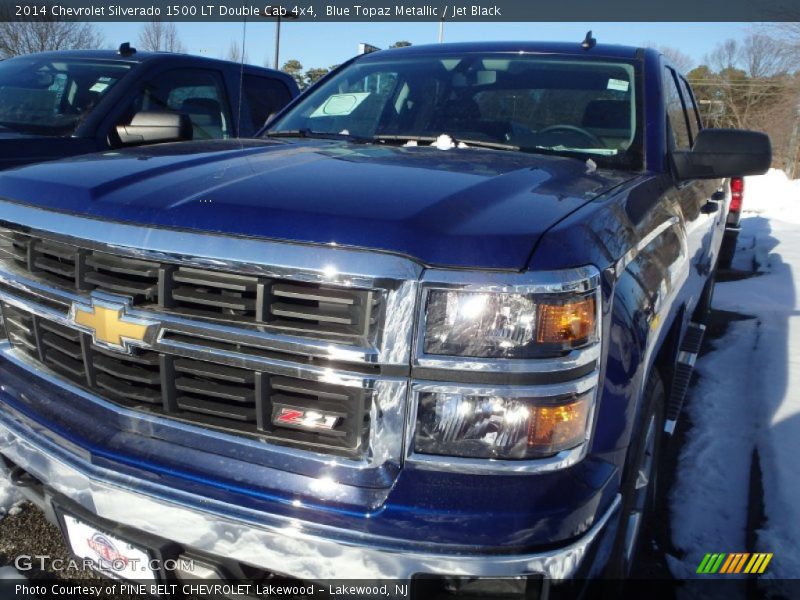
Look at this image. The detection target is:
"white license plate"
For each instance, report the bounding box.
[62,513,157,582]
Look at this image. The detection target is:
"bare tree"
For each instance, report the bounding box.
[651,45,695,74]
[704,34,797,130]
[225,41,249,64]
[138,20,186,53]
[777,21,800,40]
[0,18,103,58]
[707,39,739,72]
[744,34,795,77]
[763,23,800,64]
[707,34,795,78]
[692,33,799,172]
[764,25,800,177]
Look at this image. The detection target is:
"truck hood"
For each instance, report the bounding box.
[0,133,98,170]
[0,139,633,269]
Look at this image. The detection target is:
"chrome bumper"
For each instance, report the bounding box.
[0,411,620,581]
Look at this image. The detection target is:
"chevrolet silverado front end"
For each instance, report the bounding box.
[0,41,770,597]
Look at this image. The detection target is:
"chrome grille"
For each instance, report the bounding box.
[2,304,36,357]
[84,253,160,301]
[171,267,258,316]
[174,358,256,420]
[1,300,371,456]
[0,230,383,346]
[32,238,78,286]
[39,318,86,381]
[0,203,422,475]
[93,347,162,405]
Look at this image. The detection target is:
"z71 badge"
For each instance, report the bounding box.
[273,406,340,432]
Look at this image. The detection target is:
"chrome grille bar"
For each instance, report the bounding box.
[6,229,386,348]
[0,201,418,465]
[1,299,374,457]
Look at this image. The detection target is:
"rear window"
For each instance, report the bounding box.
[242,75,292,131]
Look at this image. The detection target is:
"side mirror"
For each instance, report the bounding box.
[116,111,193,147]
[263,112,277,128]
[671,128,771,180]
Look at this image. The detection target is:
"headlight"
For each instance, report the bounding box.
[422,289,597,358]
[414,390,593,459]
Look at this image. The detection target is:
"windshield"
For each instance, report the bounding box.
[266,52,642,168]
[0,57,132,136]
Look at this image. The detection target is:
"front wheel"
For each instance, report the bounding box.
[606,370,666,578]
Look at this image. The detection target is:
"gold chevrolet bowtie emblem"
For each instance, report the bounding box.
[70,296,158,353]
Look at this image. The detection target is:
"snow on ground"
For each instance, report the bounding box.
[0,474,22,524]
[670,169,800,582]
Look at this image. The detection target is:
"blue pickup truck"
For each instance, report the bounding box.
[0,41,770,596]
[0,44,297,170]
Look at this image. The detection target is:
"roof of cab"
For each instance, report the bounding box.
[5,48,286,74]
[365,41,649,60]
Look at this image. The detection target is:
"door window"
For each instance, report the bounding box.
[677,76,702,140]
[126,69,232,140]
[664,67,691,151]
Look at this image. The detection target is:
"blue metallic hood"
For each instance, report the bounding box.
[0,139,633,269]
[0,134,98,170]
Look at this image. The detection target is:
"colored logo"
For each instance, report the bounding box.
[274,406,339,431]
[86,533,129,567]
[70,294,157,353]
[697,552,773,575]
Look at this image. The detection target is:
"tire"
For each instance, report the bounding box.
[605,370,666,579]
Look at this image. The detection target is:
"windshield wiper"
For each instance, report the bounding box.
[264,128,372,143]
[266,130,520,152]
[534,145,618,156]
[455,139,520,152]
[371,134,519,152]
[371,134,436,144]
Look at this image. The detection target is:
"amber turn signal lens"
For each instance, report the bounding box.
[536,296,596,344]
[527,394,591,454]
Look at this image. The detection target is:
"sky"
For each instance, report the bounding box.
[99,21,753,71]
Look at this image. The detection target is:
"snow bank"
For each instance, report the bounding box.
[740,168,800,224]
[668,318,759,579]
[670,168,800,581]
[0,475,22,523]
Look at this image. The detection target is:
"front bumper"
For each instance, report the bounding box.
[0,408,620,582]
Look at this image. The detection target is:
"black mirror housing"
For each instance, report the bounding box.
[116,111,193,147]
[671,128,771,181]
[263,112,278,128]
